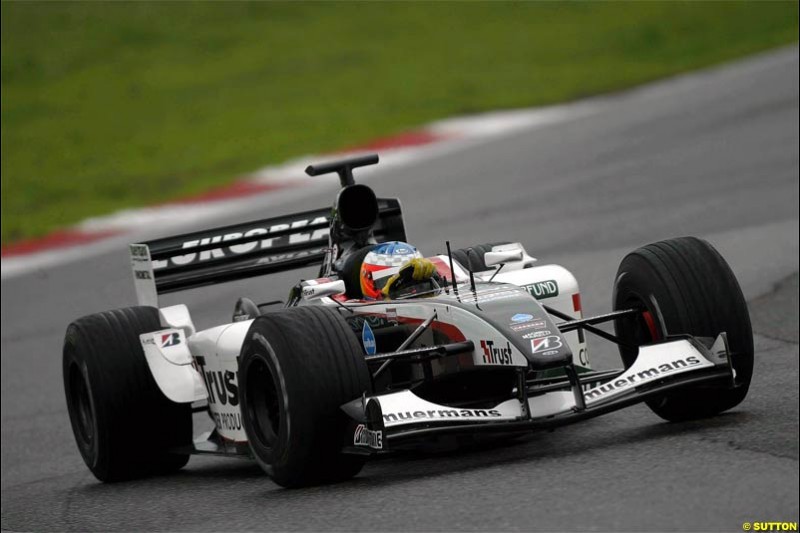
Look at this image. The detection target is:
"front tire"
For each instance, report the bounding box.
[238,306,372,488]
[613,237,753,422]
[63,307,192,481]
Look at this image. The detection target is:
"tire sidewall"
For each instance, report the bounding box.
[62,307,192,481]
[63,331,105,473]
[614,250,753,383]
[238,330,292,478]
[613,262,675,366]
[613,238,754,420]
[238,306,371,487]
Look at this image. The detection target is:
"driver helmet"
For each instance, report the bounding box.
[360,241,423,299]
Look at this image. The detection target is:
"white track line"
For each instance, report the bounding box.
[3,45,796,280]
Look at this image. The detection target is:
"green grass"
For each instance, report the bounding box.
[2,1,797,244]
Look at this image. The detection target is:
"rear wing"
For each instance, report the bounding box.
[129,198,405,306]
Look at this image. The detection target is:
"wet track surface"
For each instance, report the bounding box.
[2,47,798,531]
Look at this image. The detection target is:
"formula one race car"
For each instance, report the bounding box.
[63,154,754,487]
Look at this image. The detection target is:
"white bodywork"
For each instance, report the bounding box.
[140,328,206,404]
[130,238,734,452]
[349,300,531,377]
[136,242,588,442]
[490,264,586,367]
[185,321,253,442]
[348,338,721,424]
[139,303,253,442]
[375,391,523,427]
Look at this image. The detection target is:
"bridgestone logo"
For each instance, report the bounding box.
[585,355,702,403]
[383,408,502,423]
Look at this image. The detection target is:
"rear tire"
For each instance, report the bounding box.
[613,237,753,422]
[238,306,372,488]
[63,307,192,482]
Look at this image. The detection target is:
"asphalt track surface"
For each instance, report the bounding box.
[2,47,798,531]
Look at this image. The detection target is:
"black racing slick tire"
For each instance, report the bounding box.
[613,237,754,422]
[63,307,192,482]
[451,242,511,273]
[238,305,372,488]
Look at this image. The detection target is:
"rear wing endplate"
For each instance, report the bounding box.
[129,198,405,306]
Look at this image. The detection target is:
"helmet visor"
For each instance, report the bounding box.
[369,266,400,291]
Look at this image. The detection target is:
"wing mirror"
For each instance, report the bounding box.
[301,279,347,300]
[484,249,523,267]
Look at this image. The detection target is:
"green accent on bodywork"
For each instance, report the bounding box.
[524,280,560,300]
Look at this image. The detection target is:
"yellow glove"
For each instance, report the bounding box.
[381,258,436,298]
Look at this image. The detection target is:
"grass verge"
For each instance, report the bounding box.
[2,1,797,244]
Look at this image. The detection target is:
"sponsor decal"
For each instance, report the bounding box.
[362,321,377,355]
[161,332,181,347]
[130,244,149,261]
[510,320,547,332]
[299,278,338,299]
[525,280,559,300]
[531,335,563,354]
[585,355,703,403]
[522,329,551,339]
[386,307,398,324]
[194,357,244,436]
[511,313,534,323]
[347,314,392,334]
[195,359,239,407]
[211,411,244,433]
[353,424,383,450]
[153,216,330,269]
[134,270,152,280]
[479,340,513,365]
[383,408,503,423]
[578,348,589,366]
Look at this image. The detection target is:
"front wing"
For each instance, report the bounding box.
[341,333,737,453]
